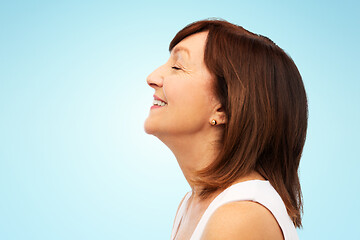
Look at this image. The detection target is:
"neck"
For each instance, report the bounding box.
[190,171,266,204]
[157,128,222,196]
[156,128,265,201]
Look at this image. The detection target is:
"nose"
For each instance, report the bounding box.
[146,65,164,89]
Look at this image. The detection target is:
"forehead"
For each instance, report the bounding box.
[171,46,191,58]
[170,31,209,60]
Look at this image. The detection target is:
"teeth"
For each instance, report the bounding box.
[153,99,167,106]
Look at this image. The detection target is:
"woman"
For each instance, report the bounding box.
[144,19,307,240]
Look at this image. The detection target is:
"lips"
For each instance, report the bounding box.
[151,94,167,110]
[153,94,167,103]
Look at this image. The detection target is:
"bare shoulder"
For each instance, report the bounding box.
[200,201,284,240]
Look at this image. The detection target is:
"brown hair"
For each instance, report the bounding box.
[169,18,308,227]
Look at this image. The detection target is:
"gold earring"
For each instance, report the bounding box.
[211,119,217,126]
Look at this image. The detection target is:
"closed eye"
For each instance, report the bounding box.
[172,66,182,70]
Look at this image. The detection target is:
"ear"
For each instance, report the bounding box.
[211,103,227,125]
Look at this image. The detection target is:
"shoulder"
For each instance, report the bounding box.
[200,201,284,240]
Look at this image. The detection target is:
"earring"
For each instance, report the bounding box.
[211,119,217,126]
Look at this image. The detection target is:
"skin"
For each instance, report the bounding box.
[144,31,283,240]
[144,31,226,189]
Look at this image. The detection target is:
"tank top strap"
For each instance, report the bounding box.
[171,191,192,240]
[190,180,298,240]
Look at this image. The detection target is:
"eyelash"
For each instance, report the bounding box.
[172,66,182,70]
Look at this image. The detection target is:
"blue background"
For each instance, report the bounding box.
[1,0,359,239]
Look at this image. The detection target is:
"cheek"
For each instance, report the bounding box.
[165,76,214,118]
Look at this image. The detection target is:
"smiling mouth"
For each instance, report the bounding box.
[153,99,167,107]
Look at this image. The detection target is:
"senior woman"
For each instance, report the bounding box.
[144,19,307,240]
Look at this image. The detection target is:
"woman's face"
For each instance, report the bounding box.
[144,31,219,138]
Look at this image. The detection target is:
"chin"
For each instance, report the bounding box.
[144,120,171,142]
[144,118,158,135]
[144,120,152,135]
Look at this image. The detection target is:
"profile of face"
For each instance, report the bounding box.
[144,31,223,140]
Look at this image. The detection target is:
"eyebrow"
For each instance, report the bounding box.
[170,46,190,59]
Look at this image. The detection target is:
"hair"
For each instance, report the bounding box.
[169,18,308,227]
